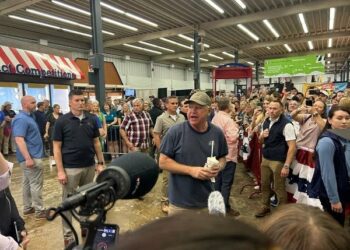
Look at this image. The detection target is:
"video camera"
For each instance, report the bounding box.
[47,152,159,250]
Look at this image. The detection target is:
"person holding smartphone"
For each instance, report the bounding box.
[0,152,29,250]
[286,100,326,205]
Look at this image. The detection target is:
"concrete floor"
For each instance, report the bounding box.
[7,155,349,250]
[8,155,264,250]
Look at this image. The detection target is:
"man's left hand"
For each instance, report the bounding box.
[280,167,289,177]
[96,164,104,174]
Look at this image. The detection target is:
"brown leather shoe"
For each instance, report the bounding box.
[227,209,240,217]
[35,209,48,220]
[23,207,35,215]
[255,207,271,218]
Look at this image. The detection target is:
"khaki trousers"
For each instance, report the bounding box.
[260,157,287,207]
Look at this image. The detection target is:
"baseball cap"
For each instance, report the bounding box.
[319,90,329,97]
[185,92,211,106]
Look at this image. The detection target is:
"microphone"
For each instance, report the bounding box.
[57,152,159,212]
[208,191,226,216]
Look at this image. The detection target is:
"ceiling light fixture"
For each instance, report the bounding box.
[328,38,333,48]
[237,24,259,41]
[177,34,210,48]
[100,2,125,14]
[125,13,158,27]
[327,61,331,64]
[327,53,331,57]
[62,28,92,37]
[298,13,308,33]
[262,19,279,38]
[26,9,114,36]
[308,40,314,50]
[210,65,218,68]
[179,57,193,62]
[329,8,336,30]
[191,55,209,62]
[52,1,141,31]
[266,46,271,50]
[102,17,138,31]
[222,51,235,58]
[9,15,60,29]
[247,61,254,65]
[51,0,90,15]
[208,54,224,60]
[123,44,162,54]
[234,0,246,9]
[160,38,192,49]
[8,15,93,37]
[138,41,174,52]
[204,0,224,14]
[101,2,158,27]
[284,44,292,52]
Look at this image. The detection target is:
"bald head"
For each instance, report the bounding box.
[21,96,37,113]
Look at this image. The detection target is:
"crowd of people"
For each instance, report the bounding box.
[0,84,350,249]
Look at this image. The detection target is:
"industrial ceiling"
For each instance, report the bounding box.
[0,0,349,74]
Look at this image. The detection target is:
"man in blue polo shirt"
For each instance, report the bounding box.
[12,96,46,219]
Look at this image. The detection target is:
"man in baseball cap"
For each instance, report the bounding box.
[159,91,228,215]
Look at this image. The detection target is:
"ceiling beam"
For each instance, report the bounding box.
[202,0,349,31]
[0,0,44,15]
[104,0,350,48]
[104,26,199,48]
[153,31,349,61]
[152,46,233,61]
[200,46,350,67]
[241,31,350,50]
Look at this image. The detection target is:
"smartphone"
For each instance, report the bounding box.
[305,99,313,106]
[285,82,294,92]
[309,89,320,95]
[93,224,119,250]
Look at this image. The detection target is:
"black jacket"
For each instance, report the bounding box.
[0,188,25,243]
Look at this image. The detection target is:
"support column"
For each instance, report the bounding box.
[234,50,239,94]
[255,61,259,83]
[347,60,349,82]
[89,0,105,108]
[193,31,200,90]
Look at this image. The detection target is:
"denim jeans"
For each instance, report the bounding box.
[215,161,236,210]
[20,158,44,213]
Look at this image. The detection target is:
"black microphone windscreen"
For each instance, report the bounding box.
[98,152,159,199]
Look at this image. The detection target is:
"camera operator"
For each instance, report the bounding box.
[0,152,29,250]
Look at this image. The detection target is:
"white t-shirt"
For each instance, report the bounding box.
[0,234,18,250]
[0,161,13,191]
[268,117,296,141]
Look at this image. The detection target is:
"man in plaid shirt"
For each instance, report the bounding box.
[120,98,154,153]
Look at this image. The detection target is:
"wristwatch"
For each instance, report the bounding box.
[283,164,290,169]
[97,162,104,165]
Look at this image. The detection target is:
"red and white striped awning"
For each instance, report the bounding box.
[0,45,84,80]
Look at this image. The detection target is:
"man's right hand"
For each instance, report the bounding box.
[57,170,68,185]
[262,129,269,138]
[127,141,134,151]
[189,167,217,180]
[25,158,34,168]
